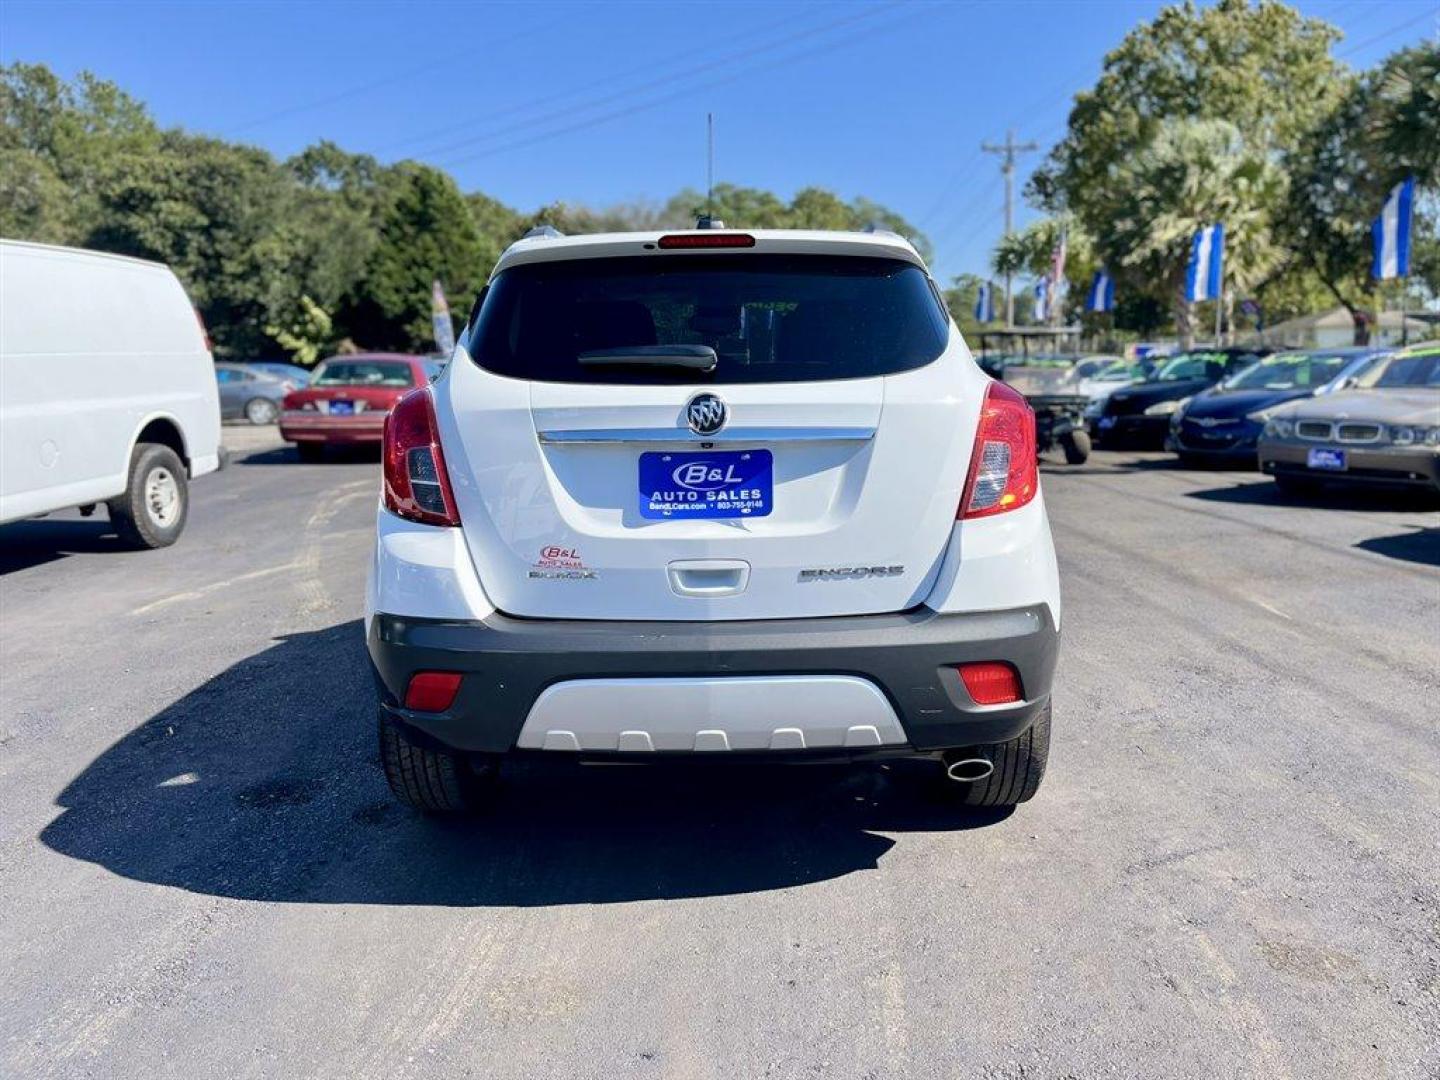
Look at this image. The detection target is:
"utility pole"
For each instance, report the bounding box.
[981,129,1038,328]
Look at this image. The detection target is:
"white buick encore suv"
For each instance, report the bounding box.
[365,225,1061,813]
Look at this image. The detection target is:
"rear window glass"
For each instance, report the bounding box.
[466,254,950,384]
[313,360,413,387]
[1375,352,1440,388]
[1223,352,1348,390]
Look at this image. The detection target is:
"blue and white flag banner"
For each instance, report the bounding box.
[1372,176,1415,281]
[1087,269,1115,313]
[1185,224,1224,303]
[1033,279,1049,323]
[974,281,995,323]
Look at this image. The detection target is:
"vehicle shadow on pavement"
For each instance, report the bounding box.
[0,518,124,575]
[1355,527,1440,567]
[1185,479,1440,513]
[40,620,1008,907]
[238,445,382,466]
[1040,454,1186,476]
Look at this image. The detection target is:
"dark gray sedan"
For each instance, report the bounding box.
[1258,343,1440,496]
[214,362,304,425]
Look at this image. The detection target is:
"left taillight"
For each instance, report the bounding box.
[959,380,1038,520]
[383,388,460,526]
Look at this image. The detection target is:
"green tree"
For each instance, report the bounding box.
[466,190,526,272]
[89,132,302,357]
[660,183,933,259]
[943,273,988,339]
[0,62,160,241]
[1103,119,1286,345]
[1030,0,1345,339]
[354,164,485,350]
[1280,44,1439,343]
[0,148,71,242]
[989,215,1098,325]
[267,294,333,366]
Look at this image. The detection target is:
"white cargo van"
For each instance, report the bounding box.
[0,240,222,548]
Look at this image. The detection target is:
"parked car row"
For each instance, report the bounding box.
[1079,341,1438,496]
[1168,347,1389,465]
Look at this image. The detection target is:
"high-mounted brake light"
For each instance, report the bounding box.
[657,233,756,249]
[959,381,1038,519]
[383,388,461,526]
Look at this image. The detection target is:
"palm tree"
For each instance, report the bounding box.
[1103,119,1286,346]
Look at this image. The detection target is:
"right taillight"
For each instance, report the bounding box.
[959,380,1038,519]
[383,388,460,526]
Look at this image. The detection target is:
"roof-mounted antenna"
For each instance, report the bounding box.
[695,113,726,229]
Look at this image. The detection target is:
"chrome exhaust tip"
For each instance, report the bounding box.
[945,756,994,783]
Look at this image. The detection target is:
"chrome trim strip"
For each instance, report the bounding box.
[537,426,876,445]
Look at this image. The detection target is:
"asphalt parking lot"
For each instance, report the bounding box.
[1,429,1437,1080]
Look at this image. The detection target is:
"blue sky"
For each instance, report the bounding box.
[2,0,1433,282]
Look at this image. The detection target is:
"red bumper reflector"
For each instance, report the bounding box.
[404,671,463,712]
[957,662,1022,705]
[657,233,756,249]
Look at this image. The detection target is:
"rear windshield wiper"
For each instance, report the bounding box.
[578,345,717,372]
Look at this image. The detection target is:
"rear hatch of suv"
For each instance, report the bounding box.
[438,238,981,621]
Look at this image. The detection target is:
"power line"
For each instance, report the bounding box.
[377,2,836,158]
[220,12,569,137]
[914,54,1097,230]
[1335,7,1433,59]
[432,3,938,170]
[928,172,1005,245]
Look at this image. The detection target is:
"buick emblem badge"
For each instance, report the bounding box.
[685,393,727,436]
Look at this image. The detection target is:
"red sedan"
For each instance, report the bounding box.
[280,354,443,461]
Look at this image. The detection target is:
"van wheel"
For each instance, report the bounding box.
[244,397,278,425]
[109,443,188,549]
[296,442,325,463]
[943,702,1050,807]
[1060,430,1091,465]
[379,715,495,815]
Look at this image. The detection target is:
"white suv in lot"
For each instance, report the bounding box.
[365,226,1061,813]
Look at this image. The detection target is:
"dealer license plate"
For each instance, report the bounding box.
[639,449,772,520]
[1306,447,1346,471]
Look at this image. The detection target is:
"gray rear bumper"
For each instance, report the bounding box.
[369,604,1059,756]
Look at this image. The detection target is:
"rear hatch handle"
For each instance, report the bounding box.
[667,560,750,598]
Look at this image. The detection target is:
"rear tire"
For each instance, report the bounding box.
[945,702,1051,807]
[296,442,325,463]
[244,397,278,425]
[108,443,188,550]
[379,715,495,815]
[1060,430,1091,465]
